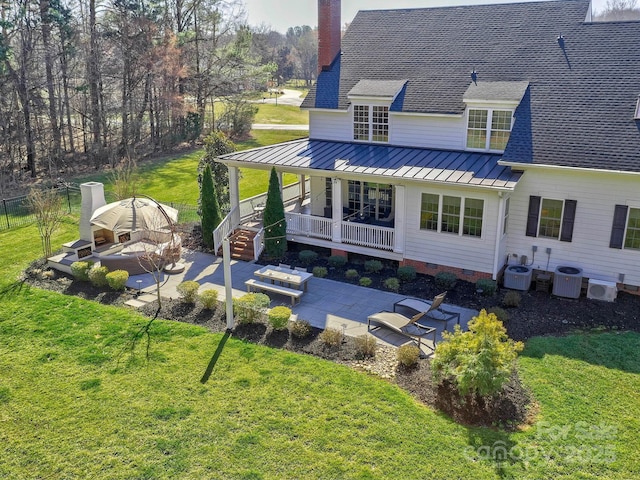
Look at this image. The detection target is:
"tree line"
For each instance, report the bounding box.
[0,0,318,194]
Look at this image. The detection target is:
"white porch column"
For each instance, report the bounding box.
[492,193,507,280]
[298,174,306,200]
[393,185,406,254]
[331,178,342,243]
[228,166,240,225]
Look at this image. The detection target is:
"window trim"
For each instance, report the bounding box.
[525,195,576,242]
[352,103,390,144]
[465,107,514,153]
[420,193,485,238]
[611,204,640,250]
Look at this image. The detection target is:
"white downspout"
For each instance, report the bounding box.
[492,193,506,280]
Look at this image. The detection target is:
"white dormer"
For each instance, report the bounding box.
[463,81,529,152]
[348,79,407,144]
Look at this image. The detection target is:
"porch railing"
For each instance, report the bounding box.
[253,228,265,260]
[286,212,332,240]
[341,221,395,251]
[213,205,239,253]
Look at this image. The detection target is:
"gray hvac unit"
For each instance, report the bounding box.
[503,265,533,291]
[552,266,583,299]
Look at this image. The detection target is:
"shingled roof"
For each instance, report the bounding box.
[301,0,640,172]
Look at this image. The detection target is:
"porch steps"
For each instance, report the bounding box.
[221,229,257,261]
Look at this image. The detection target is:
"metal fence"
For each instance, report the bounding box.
[0,185,200,232]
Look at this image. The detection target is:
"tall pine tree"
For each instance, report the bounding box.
[200,163,221,249]
[263,167,287,259]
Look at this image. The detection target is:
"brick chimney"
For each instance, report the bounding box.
[318,0,341,73]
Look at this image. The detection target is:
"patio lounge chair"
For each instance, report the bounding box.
[393,292,460,330]
[367,311,437,353]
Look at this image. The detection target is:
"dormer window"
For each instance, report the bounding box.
[354,105,389,142]
[466,108,513,152]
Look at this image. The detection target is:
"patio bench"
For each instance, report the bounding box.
[245,279,303,306]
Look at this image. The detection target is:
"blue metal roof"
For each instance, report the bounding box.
[218,139,521,189]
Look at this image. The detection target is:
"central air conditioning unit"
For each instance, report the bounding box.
[587,279,618,302]
[503,265,533,291]
[552,266,583,299]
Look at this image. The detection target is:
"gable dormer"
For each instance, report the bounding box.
[348,80,407,144]
[463,81,529,152]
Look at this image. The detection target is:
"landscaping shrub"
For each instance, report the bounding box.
[364,259,383,274]
[234,293,270,324]
[345,269,359,280]
[397,344,421,367]
[289,319,312,339]
[312,266,327,278]
[70,261,93,282]
[88,265,109,288]
[431,309,524,397]
[319,327,342,347]
[198,289,219,310]
[502,291,522,308]
[435,271,457,290]
[297,250,318,266]
[354,334,377,358]
[328,255,347,268]
[487,306,509,323]
[397,265,417,282]
[359,277,372,287]
[384,277,400,292]
[476,278,497,296]
[106,270,129,291]
[177,280,200,303]
[268,306,291,330]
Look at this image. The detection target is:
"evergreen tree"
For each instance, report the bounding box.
[263,167,287,258]
[200,163,221,249]
[198,131,236,211]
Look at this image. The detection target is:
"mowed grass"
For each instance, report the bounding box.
[254,104,308,124]
[71,130,306,205]
[2,220,640,478]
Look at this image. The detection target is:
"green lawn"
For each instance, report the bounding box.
[254,104,308,125]
[1,219,639,478]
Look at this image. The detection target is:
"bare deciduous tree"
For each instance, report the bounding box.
[26,187,65,257]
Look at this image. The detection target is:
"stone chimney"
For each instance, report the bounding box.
[318,0,341,73]
[79,182,106,241]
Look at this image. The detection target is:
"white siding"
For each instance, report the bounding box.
[309,176,328,217]
[309,111,352,141]
[403,183,500,274]
[506,169,640,286]
[391,114,466,149]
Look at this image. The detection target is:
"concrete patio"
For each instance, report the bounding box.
[125,249,478,355]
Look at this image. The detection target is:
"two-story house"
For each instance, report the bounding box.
[216,0,640,295]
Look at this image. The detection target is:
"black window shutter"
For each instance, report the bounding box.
[610,205,628,249]
[560,200,577,242]
[526,196,541,237]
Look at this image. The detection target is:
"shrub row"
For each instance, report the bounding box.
[71,261,129,291]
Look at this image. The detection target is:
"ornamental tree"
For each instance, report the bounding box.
[200,163,222,249]
[431,309,524,398]
[263,167,287,259]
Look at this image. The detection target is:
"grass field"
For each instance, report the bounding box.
[254,104,308,125]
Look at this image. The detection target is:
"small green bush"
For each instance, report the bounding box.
[397,344,421,367]
[487,306,509,323]
[70,261,93,281]
[298,250,318,266]
[435,271,457,290]
[384,277,400,292]
[476,278,497,296]
[234,293,270,324]
[177,280,200,303]
[397,265,417,282]
[312,266,328,278]
[359,277,373,287]
[199,289,219,310]
[354,334,377,358]
[328,255,347,268]
[289,320,312,339]
[364,259,384,273]
[502,290,522,308]
[88,265,109,288]
[268,306,291,330]
[106,270,129,291]
[319,327,342,347]
[345,269,359,280]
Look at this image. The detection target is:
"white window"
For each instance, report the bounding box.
[466,108,513,152]
[353,105,389,143]
[420,193,484,237]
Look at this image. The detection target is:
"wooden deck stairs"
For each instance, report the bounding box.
[219,229,258,261]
